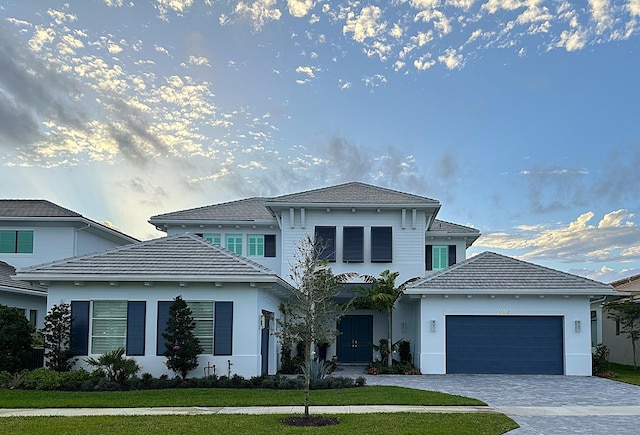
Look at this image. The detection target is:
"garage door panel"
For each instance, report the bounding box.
[446,316,564,375]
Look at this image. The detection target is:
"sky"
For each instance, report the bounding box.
[1,0,639,283]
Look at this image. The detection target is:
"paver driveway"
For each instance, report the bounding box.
[349,369,640,435]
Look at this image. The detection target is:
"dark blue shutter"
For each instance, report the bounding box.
[343,227,364,262]
[214,301,233,356]
[426,245,433,271]
[314,227,336,262]
[70,301,90,356]
[156,301,172,356]
[448,245,456,267]
[126,301,146,356]
[371,227,392,262]
[264,234,276,257]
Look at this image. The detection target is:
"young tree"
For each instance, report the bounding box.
[277,234,355,417]
[606,298,640,369]
[42,303,77,372]
[0,304,34,373]
[355,270,418,367]
[163,295,203,378]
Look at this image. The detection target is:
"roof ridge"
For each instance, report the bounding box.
[151,197,271,219]
[270,181,439,203]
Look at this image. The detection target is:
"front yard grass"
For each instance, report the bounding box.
[609,363,640,386]
[0,413,518,434]
[0,386,484,408]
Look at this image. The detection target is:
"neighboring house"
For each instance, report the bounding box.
[13,182,616,376]
[1,200,138,329]
[602,275,640,366]
[16,233,292,378]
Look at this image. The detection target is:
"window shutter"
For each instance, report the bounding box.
[371,227,392,262]
[314,226,336,261]
[126,301,146,356]
[448,245,457,267]
[343,227,364,262]
[264,234,276,257]
[156,301,172,356]
[70,301,90,356]
[214,301,233,356]
[426,245,433,271]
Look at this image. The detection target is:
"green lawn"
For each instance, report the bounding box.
[609,363,640,386]
[0,413,518,434]
[0,386,484,408]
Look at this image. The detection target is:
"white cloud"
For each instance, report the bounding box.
[188,55,210,66]
[438,48,464,69]
[414,54,435,70]
[288,0,314,18]
[296,65,316,77]
[343,5,386,42]
[556,28,587,51]
[630,0,640,16]
[236,0,282,30]
[29,26,55,51]
[589,0,614,33]
[389,23,403,39]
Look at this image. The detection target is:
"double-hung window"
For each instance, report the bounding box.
[202,233,221,245]
[187,301,214,354]
[225,234,242,255]
[432,246,448,270]
[248,235,264,256]
[343,227,364,263]
[314,226,336,262]
[371,227,392,262]
[0,230,34,253]
[91,301,127,354]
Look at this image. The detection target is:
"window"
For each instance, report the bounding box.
[426,245,457,271]
[264,234,276,258]
[187,301,214,354]
[591,310,598,348]
[371,227,392,262]
[225,234,242,255]
[248,235,264,256]
[29,310,37,328]
[91,301,127,354]
[314,226,336,262]
[0,230,34,253]
[432,246,448,270]
[343,227,364,262]
[202,233,221,245]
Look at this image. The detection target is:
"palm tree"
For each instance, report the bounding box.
[356,270,418,367]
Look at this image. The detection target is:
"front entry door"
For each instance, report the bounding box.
[337,315,373,363]
[260,312,271,375]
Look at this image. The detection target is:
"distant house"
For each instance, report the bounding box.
[13,183,616,376]
[602,275,640,366]
[0,200,138,329]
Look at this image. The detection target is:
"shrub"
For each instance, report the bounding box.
[42,303,77,372]
[59,368,93,391]
[0,305,34,373]
[398,340,412,363]
[22,368,62,390]
[85,348,140,384]
[162,296,203,379]
[593,343,611,375]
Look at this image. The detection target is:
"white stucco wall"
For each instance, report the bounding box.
[417,294,593,376]
[46,281,285,378]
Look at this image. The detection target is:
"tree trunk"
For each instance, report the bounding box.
[387,308,393,367]
[304,342,311,417]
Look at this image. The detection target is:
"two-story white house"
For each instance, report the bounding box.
[1,200,138,329]
[15,183,616,377]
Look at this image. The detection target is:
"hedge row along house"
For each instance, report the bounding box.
[5,182,617,377]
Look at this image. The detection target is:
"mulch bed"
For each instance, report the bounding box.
[280,416,341,427]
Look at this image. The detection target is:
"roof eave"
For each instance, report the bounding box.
[404,288,617,296]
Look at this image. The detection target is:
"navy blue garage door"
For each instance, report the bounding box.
[446,316,564,375]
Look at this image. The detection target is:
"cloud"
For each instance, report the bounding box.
[514,165,589,213]
[476,210,640,264]
[188,55,210,66]
[288,0,314,18]
[235,0,282,30]
[343,5,386,43]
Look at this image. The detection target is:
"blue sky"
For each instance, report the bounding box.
[1,1,639,282]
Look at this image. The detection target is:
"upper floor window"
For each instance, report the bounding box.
[226,234,242,255]
[248,235,264,256]
[371,227,392,262]
[0,230,34,253]
[343,227,364,263]
[314,226,336,262]
[426,245,457,271]
[202,233,221,245]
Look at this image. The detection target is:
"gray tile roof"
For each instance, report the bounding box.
[610,274,640,292]
[407,251,614,293]
[0,261,46,294]
[267,182,440,206]
[0,200,81,217]
[150,197,276,222]
[429,219,479,234]
[16,233,281,281]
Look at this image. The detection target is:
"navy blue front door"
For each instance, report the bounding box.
[261,314,270,375]
[446,315,564,375]
[337,315,373,363]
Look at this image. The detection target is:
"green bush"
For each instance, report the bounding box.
[22,368,62,390]
[593,343,611,375]
[85,348,140,384]
[59,369,93,390]
[0,305,34,373]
